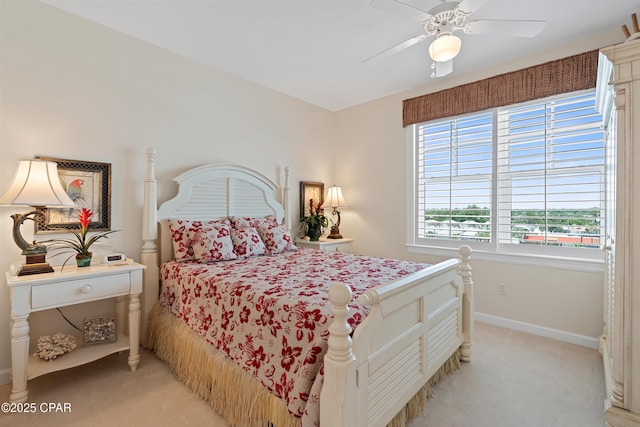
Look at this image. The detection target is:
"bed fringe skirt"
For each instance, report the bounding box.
[146,303,461,427]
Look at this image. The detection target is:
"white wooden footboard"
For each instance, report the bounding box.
[321,245,473,427]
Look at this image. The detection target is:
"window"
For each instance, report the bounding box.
[417,112,493,242]
[409,90,605,263]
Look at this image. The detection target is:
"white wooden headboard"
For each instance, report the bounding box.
[156,163,288,263]
[157,163,286,219]
[140,147,290,344]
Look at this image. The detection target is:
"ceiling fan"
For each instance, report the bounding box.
[366,0,546,77]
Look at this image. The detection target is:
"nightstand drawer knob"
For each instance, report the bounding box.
[81,285,93,294]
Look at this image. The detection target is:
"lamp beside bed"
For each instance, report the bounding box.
[325,185,348,239]
[0,159,76,275]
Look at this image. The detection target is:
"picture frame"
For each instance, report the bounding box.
[300,181,324,217]
[34,157,111,234]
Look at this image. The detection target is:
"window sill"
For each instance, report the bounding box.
[406,244,604,273]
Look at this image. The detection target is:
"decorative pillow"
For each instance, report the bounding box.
[190,223,237,263]
[258,224,297,255]
[168,219,196,262]
[230,215,279,230]
[168,218,230,262]
[230,226,267,258]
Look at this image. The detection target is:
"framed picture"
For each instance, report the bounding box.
[35,157,111,233]
[300,181,324,217]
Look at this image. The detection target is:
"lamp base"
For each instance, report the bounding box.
[18,263,54,276]
[18,254,54,276]
[327,225,343,239]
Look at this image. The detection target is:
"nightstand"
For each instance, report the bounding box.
[5,260,145,403]
[295,237,354,253]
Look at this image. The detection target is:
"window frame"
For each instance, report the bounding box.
[406,90,605,273]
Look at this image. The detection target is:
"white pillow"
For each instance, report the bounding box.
[230,226,267,258]
[258,224,297,254]
[190,223,237,263]
[230,215,279,229]
[168,218,230,262]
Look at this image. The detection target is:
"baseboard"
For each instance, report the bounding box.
[475,312,599,349]
[605,403,640,427]
[0,368,10,386]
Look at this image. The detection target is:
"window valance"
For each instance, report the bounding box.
[402,50,599,127]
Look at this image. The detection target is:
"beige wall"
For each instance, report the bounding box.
[0,0,626,383]
[0,1,334,382]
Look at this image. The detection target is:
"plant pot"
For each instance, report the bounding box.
[76,253,92,267]
[307,225,322,242]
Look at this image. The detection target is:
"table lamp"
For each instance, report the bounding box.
[325,185,348,239]
[0,159,76,275]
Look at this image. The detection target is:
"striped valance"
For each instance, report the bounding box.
[402,50,599,127]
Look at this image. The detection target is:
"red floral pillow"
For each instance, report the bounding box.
[258,224,297,254]
[230,226,267,258]
[168,218,230,262]
[190,223,237,263]
[230,215,279,230]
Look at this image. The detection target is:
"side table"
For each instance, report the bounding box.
[5,260,145,403]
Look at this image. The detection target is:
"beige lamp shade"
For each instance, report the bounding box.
[0,159,76,208]
[428,33,462,62]
[325,185,348,209]
[0,159,76,275]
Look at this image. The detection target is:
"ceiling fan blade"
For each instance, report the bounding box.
[464,19,546,37]
[455,0,490,14]
[369,0,432,22]
[432,60,453,78]
[363,34,428,63]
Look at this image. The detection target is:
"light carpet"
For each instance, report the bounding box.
[0,322,604,427]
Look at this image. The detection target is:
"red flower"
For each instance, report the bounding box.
[300,198,328,234]
[248,345,267,370]
[78,207,92,232]
[304,346,323,365]
[275,373,295,400]
[280,336,302,371]
[239,306,251,323]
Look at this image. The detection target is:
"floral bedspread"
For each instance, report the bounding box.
[159,248,427,426]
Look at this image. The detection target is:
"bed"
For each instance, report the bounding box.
[139,148,474,427]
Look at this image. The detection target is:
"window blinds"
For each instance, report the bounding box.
[415,90,605,250]
[496,91,604,248]
[417,112,493,242]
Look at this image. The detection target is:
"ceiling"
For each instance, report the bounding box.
[41,0,638,111]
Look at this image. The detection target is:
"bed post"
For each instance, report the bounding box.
[458,245,473,362]
[320,282,358,427]
[283,166,291,232]
[140,147,159,348]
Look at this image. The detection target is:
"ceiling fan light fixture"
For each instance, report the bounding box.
[428,33,461,62]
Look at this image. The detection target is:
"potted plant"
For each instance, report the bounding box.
[44,207,118,268]
[299,198,328,241]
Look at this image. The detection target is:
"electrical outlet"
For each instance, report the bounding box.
[497,283,507,296]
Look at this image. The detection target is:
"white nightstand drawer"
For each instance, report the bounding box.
[31,273,130,309]
[322,243,349,252]
[295,237,353,253]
